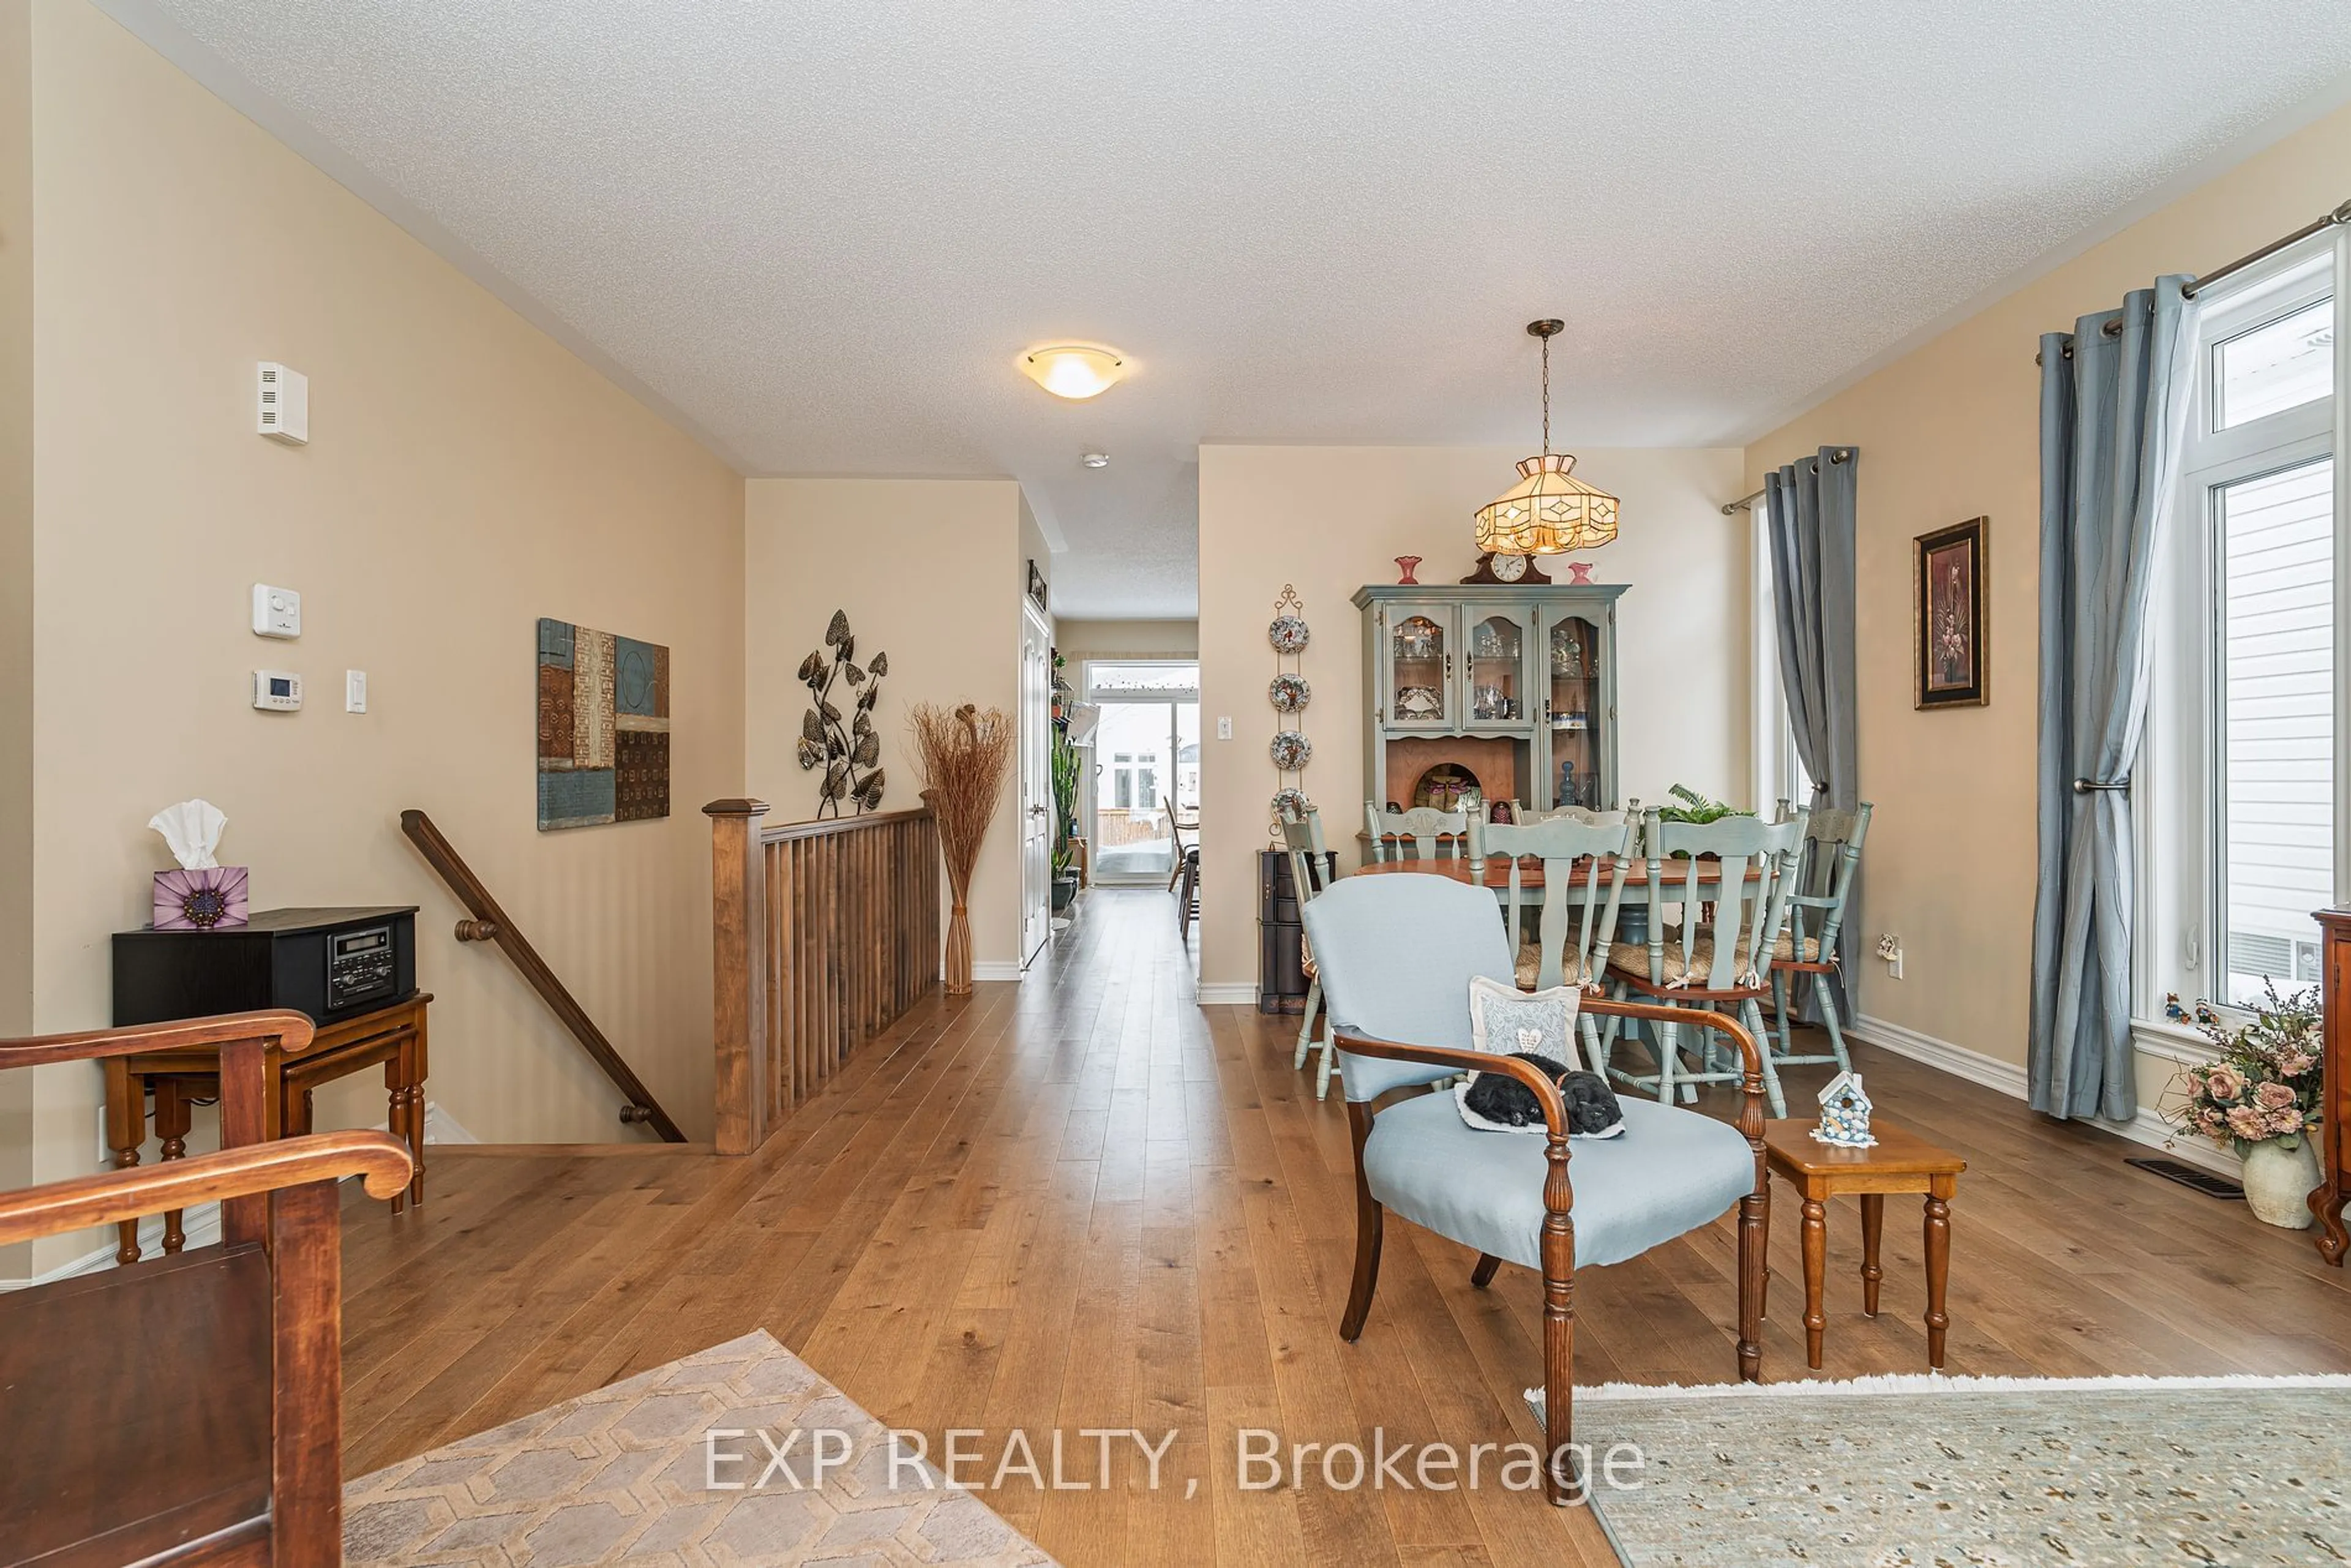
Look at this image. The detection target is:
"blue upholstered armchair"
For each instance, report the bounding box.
[1299,872,1769,1506]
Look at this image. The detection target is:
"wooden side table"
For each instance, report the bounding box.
[1762,1117,1966,1370]
[103,992,432,1264]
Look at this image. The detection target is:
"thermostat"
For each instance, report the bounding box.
[253,670,302,711]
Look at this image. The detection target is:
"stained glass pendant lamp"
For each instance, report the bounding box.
[1473,319,1619,555]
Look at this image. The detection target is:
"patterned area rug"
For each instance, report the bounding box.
[1530,1373,2351,1568]
[345,1330,1059,1567]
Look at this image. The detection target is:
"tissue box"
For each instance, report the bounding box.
[152,866,250,931]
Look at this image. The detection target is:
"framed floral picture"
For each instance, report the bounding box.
[1914,517,1987,708]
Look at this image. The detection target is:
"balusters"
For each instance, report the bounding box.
[708,803,943,1153]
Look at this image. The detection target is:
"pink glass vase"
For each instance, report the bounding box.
[1394,556,1422,585]
[1566,561,1595,585]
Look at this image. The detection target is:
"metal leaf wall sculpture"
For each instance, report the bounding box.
[797,610,890,817]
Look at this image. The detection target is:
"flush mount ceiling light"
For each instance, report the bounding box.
[1079,451,1110,468]
[1474,319,1619,557]
[1020,343,1127,400]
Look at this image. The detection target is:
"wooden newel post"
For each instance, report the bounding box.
[705,798,770,1155]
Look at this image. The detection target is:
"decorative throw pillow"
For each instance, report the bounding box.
[1466,974,1583,1068]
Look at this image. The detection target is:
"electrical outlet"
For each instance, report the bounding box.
[1216,716,1232,740]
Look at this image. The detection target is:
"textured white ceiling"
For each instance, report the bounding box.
[105,1,2351,617]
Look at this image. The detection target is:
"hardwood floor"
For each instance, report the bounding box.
[341,888,2351,1566]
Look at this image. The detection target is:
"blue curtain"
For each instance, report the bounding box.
[2029,279,2196,1121]
[1766,448,1859,1013]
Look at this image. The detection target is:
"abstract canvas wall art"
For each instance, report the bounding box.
[538,618,670,829]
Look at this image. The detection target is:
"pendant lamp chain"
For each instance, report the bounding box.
[1540,328,1551,456]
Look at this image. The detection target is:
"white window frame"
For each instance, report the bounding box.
[2137,231,2345,1056]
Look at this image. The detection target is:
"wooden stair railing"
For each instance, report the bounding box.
[399,809,686,1142]
[706,800,942,1155]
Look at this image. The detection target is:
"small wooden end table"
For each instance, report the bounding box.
[1762,1117,1966,1370]
[103,992,431,1264]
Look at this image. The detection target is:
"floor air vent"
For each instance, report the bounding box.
[2125,1156,2245,1199]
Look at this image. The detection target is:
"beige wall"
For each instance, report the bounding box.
[1196,444,1747,993]
[1743,96,2351,1105]
[744,478,1037,973]
[1057,619,1199,662]
[20,0,746,1272]
[0,0,33,1280]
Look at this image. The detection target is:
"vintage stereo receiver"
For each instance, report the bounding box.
[113,906,418,1028]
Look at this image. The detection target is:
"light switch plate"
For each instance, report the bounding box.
[251,583,301,639]
[345,670,367,713]
[1216,716,1233,740]
[253,670,302,711]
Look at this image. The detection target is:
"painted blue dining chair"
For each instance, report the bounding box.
[1463,814,1638,1075]
[1603,806,1807,1117]
[1277,802,1343,1099]
[1363,803,1470,861]
[1300,872,1768,1506]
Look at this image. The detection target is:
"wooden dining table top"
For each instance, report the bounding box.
[1351,855,1758,889]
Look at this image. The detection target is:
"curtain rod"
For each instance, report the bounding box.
[2037,194,2351,364]
[1719,448,1851,516]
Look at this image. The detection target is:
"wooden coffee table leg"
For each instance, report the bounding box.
[1924,1178,1954,1370]
[1801,1193,1827,1370]
[1859,1192,1884,1317]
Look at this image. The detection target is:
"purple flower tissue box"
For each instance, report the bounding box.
[154,866,249,930]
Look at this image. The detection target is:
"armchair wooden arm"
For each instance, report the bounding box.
[0,1008,315,1068]
[0,1129,411,1248]
[1,1009,315,1253]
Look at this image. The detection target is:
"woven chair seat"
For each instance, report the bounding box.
[1513,943,1597,990]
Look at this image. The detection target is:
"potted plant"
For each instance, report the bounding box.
[1049,726,1082,914]
[2164,980,2325,1228]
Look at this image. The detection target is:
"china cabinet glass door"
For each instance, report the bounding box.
[1544,612,1609,808]
[1384,606,1452,729]
[1463,607,1533,728]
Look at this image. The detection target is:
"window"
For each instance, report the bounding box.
[1750,495,1813,814]
[2145,242,2342,1021]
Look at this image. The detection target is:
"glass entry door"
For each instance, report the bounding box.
[1083,662,1201,886]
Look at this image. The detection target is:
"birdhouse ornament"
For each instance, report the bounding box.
[1813,1071,1876,1148]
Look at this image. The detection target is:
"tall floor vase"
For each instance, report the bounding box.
[943,898,973,996]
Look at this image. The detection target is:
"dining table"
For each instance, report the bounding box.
[1352,850,1760,939]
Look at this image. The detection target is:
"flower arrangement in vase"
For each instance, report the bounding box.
[2164,980,2324,1228]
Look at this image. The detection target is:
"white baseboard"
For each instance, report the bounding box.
[1847,1013,2240,1179]
[972,961,1026,982]
[1196,982,1259,1005]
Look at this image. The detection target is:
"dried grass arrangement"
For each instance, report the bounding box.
[908,702,1014,995]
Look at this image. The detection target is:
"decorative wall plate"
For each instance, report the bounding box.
[1268,673,1311,711]
[1269,730,1313,770]
[1268,615,1311,653]
[1271,789,1312,823]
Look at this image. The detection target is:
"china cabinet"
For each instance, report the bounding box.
[1352,583,1625,821]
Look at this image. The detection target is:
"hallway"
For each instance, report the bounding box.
[342,887,2351,1567]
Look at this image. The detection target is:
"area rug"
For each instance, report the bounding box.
[345,1330,1059,1567]
[1528,1373,2351,1568]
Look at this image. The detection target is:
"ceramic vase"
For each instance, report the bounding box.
[1394,556,1422,585]
[2240,1136,2320,1229]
